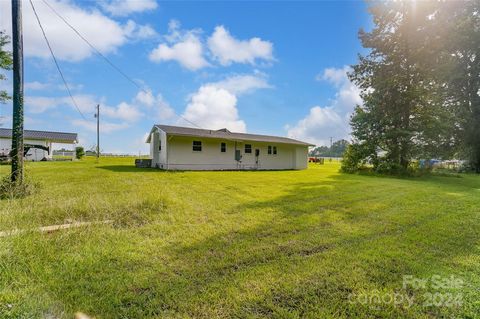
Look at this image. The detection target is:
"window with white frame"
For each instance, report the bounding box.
[244,144,252,154]
[192,140,202,152]
[220,142,226,152]
[268,145,272,154]
[273,146,277,155]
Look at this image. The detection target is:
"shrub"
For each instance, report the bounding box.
[0,175,39,199]
[75,146,85,159]
[341,144,363,173]
[374,161,406,175]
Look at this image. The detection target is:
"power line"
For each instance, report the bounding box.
[175,115,204,129]
[39,0,203,129]
[29,0,88,121]
[40,0,142,91]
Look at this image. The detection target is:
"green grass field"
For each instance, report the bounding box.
[0,158,479,318]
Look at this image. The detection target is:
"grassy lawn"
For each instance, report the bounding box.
[0,157,479,318]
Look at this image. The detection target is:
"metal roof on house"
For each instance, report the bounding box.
[0,128,77,143]
[149,124,314,146]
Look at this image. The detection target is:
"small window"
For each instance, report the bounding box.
[193,140,202,152]
[245,144,252,154]
[268,145,272,155]
[220,142,226,152]
[159,143,161,151]
[273,146,277,155]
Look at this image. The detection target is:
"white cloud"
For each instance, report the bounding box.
[131,132,150,154]
[129,72,271,132]
[149,20,208,70]
[25,96,65,113]
[57,83,84,91]
[72,119,129,133]
[211,73,272,95]
[135,89,155,107]
[67,95,100,113]
[25,116,44,126]
[149,35,207,70]
[0,115,12,128]
[134,90,175,122]
[319,67,351,86]
[287,66,361,146]
[24,81,84,92]
[154,95,176,121]
[181,85,246,132]
[76,135,90,148]
[102,102,143,122]
[318,66,361,114]
[123,20,157,39]
[133,24,157,39]
[101,0,158,17]
[286,107,348,146]
[0,0,155,62]
[25,81,49,91]
[207,26,274,66]
[25,93,144,123]
[25,94,98,114]
[0,114,44,128]
[179,73,271,132]
[149,21,274,70]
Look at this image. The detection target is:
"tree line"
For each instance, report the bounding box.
[343,0,479,173]
[309,139,349,158]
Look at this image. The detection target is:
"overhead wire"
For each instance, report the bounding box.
[40,0,203,129]
[29,0,88,121]
[40,0,142,92]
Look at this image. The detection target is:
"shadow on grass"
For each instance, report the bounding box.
[79,175,472,318]
[16,170,479,318]
[340,166,480,192]
[132,173,480,317]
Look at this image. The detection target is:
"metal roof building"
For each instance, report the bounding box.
[0,128,78,161]
[0,128,77,143]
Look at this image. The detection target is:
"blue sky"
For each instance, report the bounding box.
[0,0,370,153]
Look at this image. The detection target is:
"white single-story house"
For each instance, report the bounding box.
[146,124,314,170]
[0,128,78,161]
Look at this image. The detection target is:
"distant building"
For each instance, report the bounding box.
[0,128,77,161]
[146,124,314,170]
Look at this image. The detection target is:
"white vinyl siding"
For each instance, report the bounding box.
[149,128,309,170]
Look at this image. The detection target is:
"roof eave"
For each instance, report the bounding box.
[164,132,314,146]
[0,136,77,143]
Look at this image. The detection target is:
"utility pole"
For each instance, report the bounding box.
[94,104,99,161]
[11,0,24,183]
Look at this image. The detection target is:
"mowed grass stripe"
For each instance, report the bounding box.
[0,157,479,318]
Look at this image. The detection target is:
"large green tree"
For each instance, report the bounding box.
[345,1,463,173]
[427,1,480,171]
[0,31,13,104]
